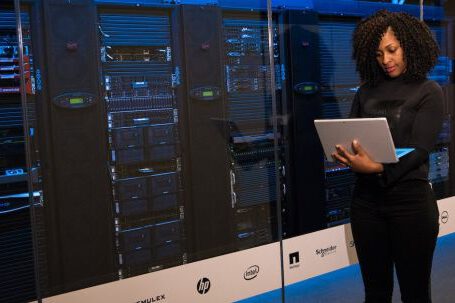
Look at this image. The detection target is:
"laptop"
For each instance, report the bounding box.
[314,118,414,163]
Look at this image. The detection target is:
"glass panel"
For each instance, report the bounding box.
[17,0,283,301]
[271,0,454,236]
[270,0,454,302]
[15,0,453,301]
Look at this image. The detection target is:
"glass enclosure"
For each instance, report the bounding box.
[0,0,453,302]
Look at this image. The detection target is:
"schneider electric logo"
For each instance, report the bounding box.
[315,245,337,257]
[197,277,211,294]
[289,251,300,269]
[441,211,449,224]
[134,295,165,303]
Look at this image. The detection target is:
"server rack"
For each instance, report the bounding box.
[221,11,283,249]
[281,10,327,236]
[179,5,235,260]
[98,7,187,277]
[427,25,452,199]
[36,0,116,293]
[0,6,37,303]
[318,17,359,227]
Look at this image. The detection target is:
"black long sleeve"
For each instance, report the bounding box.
[350,77,444,187]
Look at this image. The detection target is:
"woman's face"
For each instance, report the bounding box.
[376,27,406,78]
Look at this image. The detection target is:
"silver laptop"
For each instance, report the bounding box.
[314,118,414,163]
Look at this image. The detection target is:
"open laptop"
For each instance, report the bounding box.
[314,118,414,163]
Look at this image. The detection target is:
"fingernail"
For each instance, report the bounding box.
[353,140,358,145]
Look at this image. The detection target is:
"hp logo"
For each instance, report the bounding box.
[197,277,211,294]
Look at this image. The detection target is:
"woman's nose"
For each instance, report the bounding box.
[382,53,391,65]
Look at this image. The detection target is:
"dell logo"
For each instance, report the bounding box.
[244,265,259,280]
[441,211,449,224]
[197,277,211,294]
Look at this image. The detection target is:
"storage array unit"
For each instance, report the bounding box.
[222,12,282,249]
[99,9,186,278]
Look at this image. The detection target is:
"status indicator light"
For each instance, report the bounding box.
[69,97,84,105]
[304,85,313,91]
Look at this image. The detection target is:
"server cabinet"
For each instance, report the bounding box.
[221,11,283,248]
[427,25,452,200]
[38,0,116,293]
[317,17,359,228]
[180,5,285,259]
[180,5,235,260]
[98,7,187,277]
[281,10,326,236]
[0,6,38,303]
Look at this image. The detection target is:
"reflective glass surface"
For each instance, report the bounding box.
[7,0,455,302]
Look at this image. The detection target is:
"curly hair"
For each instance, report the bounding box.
[352,10,439,86]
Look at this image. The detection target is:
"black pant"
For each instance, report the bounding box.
[350,180,439,303]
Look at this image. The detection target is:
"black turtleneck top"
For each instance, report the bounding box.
[349,76,444,187]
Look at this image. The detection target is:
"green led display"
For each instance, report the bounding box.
[69,97,84,105]
[202,91,214,97]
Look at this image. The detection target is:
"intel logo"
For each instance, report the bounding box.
[244,265,259,280]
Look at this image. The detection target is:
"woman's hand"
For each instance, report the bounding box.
[331,140,384,174]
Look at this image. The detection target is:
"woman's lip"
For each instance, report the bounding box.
[385,66,396,73]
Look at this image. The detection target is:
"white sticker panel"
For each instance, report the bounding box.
[437,196,455,236]
[282,224,357,286]
[41,242,281,303]
[35,198,455,303]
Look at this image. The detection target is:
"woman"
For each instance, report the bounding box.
[332,10,443,303]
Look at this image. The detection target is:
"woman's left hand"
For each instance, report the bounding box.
[331,140,384,174]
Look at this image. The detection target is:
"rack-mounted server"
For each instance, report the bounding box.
[99,9,186,277]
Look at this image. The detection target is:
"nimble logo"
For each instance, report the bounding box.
[315,245,337,257]
[289,252,300,269]
[441,211,449,224]
[197,277,211,294]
